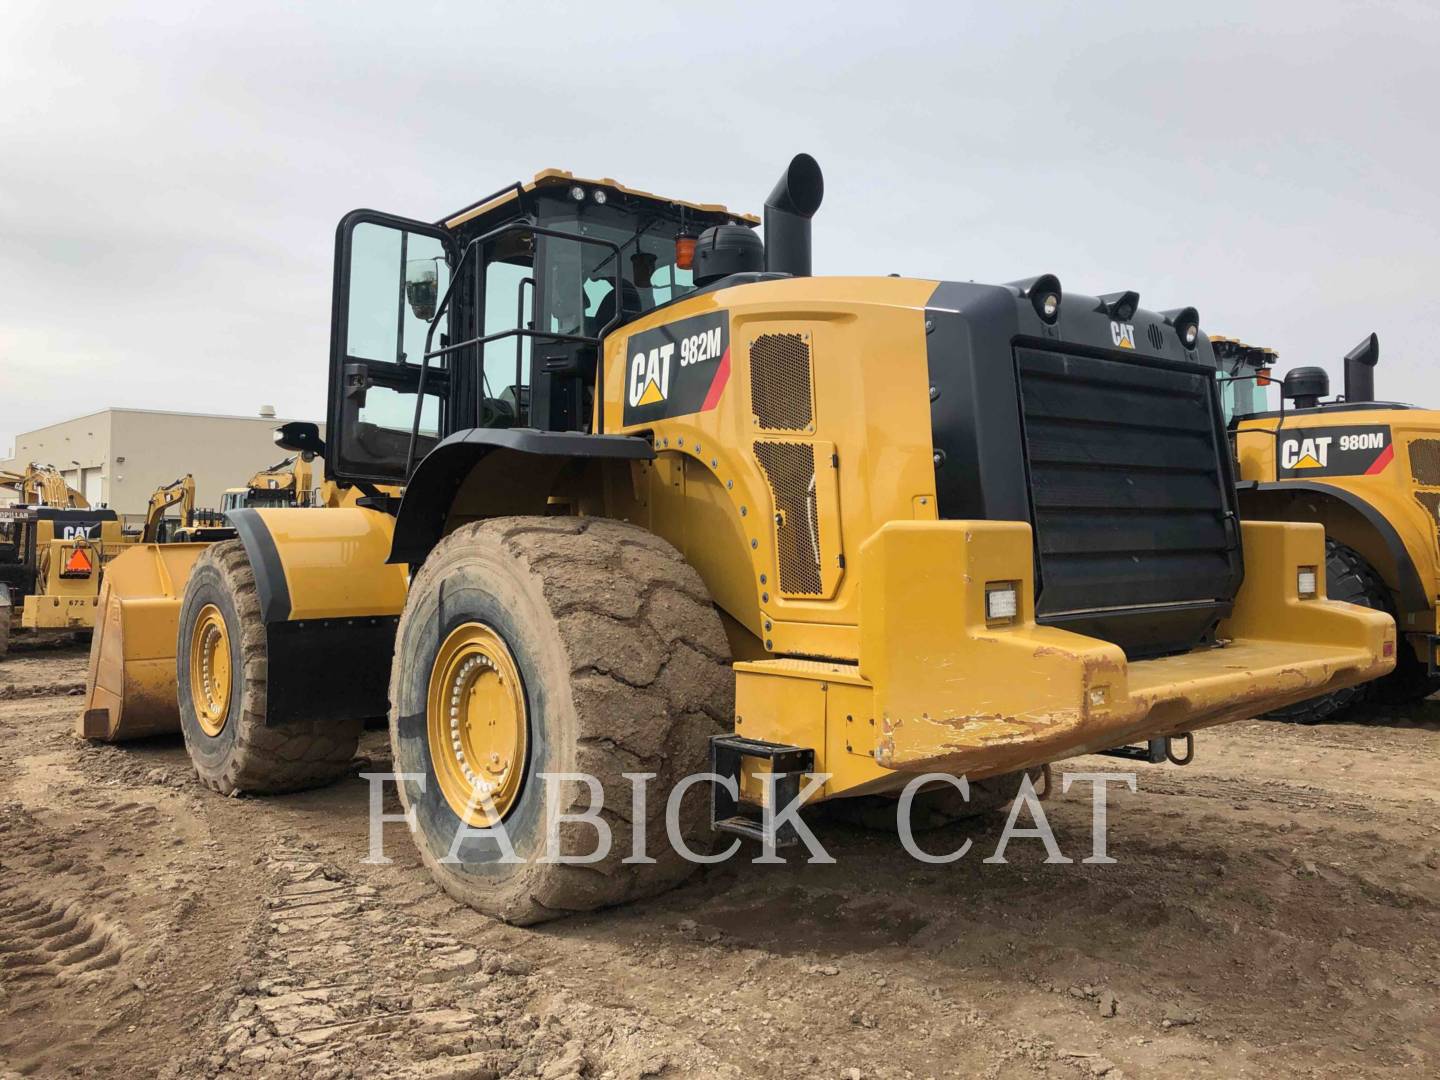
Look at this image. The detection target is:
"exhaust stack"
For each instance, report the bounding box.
[764,154,824,277]
[1343,332,1379,403]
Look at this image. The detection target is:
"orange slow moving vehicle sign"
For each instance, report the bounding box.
[61,544,94,577]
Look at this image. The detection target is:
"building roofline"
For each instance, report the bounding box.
[8,407,320,438]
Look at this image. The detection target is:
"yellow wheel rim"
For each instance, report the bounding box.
[427,622,528,827]
[189,603,232,737]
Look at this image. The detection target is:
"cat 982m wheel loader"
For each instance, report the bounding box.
[81,157,1393,922]
[1218,333,1440,720]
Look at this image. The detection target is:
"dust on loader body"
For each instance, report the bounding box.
[79,156,1394,923]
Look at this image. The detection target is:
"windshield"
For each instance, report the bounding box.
[536,208,699,340]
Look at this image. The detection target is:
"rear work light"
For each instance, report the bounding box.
[985,582,1019,625]
[1296,566,1318,599]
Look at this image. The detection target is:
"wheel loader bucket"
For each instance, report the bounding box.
[79,542,209,741]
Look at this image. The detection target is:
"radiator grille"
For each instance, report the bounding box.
[753,440,822,595]
[1410,439,1440,486]
[1015,346,1241,656]
[751,333,814,431]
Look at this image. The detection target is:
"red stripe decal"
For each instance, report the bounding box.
[1364,443,1394,475]
[700,345,730,411]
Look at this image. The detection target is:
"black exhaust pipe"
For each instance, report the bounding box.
[1343,332,1379,403]
[764,154,824,277]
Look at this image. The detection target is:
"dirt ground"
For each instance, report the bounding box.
[0,643,1436,1080]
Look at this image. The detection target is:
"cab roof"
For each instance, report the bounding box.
[441,168,760,232]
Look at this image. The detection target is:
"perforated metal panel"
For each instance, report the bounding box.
[750,333,814,432]
[753,440,822,595]
[1410,439,1440,486]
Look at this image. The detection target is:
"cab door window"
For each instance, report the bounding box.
[329,212,458,483]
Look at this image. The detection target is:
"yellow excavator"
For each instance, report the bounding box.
[141,474,231,544]
[1,462,89,508]
[81,157,1391,923]
[220,454,323,512]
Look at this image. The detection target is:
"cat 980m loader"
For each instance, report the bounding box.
[81,157,1392,922]
[1219,333,1440,721]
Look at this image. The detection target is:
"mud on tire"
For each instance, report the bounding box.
[389,517,734,926]
[177,540,362,794]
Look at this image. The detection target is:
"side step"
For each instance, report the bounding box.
[709,734,815,847]
[1097,733,1194,765]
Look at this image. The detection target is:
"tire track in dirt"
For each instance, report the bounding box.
[176,848,743,1078]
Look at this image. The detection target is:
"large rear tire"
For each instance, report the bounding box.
[1265,540,1403,724]
[389,517,733,925]
[176,541,362,794]
[0,594,10,661]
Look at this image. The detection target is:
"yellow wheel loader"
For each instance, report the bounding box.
[83,157,1392,922]
[1218,333,1440,720]
[81,460,345,735]
[0,464,133,655]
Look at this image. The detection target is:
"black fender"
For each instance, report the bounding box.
[225,507,402,726]
[389,428,655,564]
[1237,480,1429,617]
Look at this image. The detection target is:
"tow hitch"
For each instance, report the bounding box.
[1098,733,1194,766]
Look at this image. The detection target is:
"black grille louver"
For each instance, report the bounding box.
[1015,346,1243,658]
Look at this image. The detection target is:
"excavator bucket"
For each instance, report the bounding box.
[79,542,209,741]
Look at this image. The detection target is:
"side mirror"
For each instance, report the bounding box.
[274,421,326,460]
[406,260,438,321]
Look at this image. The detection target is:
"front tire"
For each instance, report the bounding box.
[177,541,362,794]
[389,517,733,925]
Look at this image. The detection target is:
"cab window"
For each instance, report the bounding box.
[1217,370,1270,423]
[537,211,698,342]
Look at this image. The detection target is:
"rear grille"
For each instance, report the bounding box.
[1410,438,1440,486]
[753,440,823,595]
[1015,346,1241,657]
[750,333,814,432]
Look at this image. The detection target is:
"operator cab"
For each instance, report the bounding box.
[324,170,757,486]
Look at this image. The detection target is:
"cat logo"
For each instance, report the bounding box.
[629,342,675,407]
[1280,436,1331,470]
[621,311,730,425]
[1110,321,1136,349]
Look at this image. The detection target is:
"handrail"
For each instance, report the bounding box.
[516,276,534,425]
[405,221,625,477]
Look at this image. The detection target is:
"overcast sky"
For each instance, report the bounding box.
[2,1,1437,454]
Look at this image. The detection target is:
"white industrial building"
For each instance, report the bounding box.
[0,407,324,524]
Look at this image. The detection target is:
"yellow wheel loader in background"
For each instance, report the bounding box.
[1,464,133,657]
[82,157,1392,923]
[1218,333,1440,721]
[82,457,349,734]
